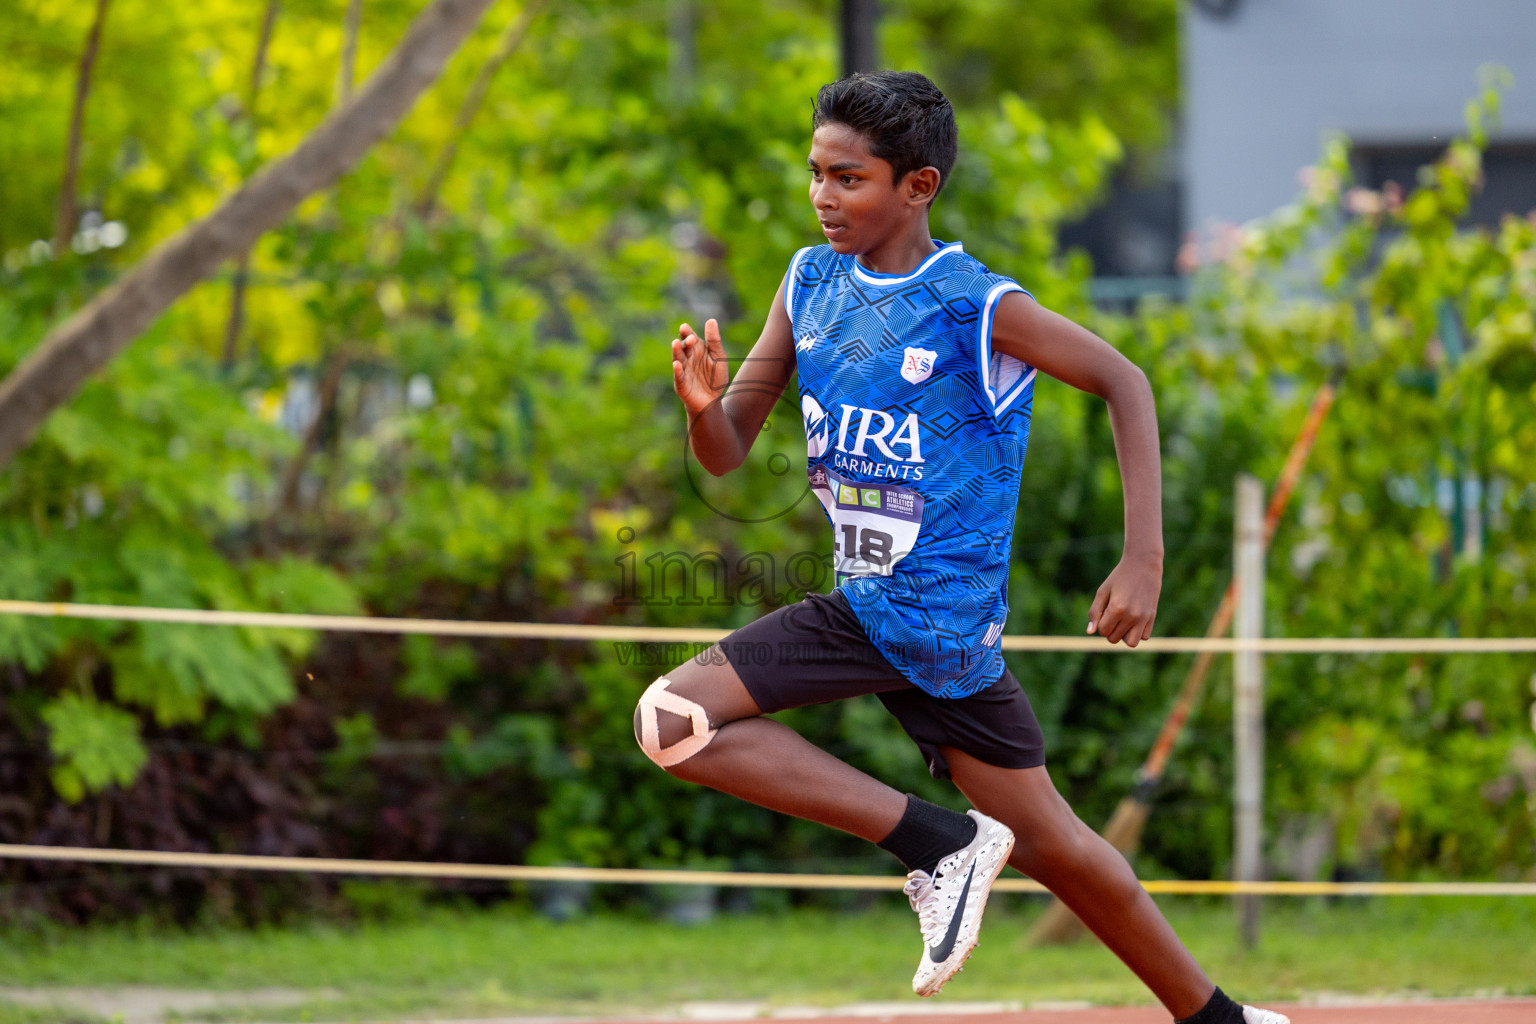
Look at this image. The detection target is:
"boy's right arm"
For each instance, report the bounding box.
[671,275,797,476]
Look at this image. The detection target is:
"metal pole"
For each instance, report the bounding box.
[1233,473,1265,947]
[840,0,879,76]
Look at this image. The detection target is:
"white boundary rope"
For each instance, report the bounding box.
[4,600,1533,895]
[3,845,1534,896]
[3,600,1535,653]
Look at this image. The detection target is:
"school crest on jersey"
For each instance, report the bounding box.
[900,346,938,385]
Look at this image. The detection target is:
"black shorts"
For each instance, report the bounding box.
[718,590,1046,780]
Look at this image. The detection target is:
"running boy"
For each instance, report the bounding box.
[636,71,1288,1024]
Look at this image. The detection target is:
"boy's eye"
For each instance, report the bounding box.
[840,175,857,185]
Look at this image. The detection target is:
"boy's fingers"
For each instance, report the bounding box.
[1104,600,1144,644]
[705,318,721,345]
[1113,611,1155,647]
[1101,608,1128,644]
[1086,586,1109,635]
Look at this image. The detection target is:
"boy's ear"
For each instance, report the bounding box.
[901,166,942,206]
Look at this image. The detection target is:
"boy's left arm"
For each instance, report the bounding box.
[989,292,1163,647]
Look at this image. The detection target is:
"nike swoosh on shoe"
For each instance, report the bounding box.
[927,862,975,962]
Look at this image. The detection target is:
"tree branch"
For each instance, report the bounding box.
[337,0,364,103]
[250,0,281,116]
[0,0,503,472]
[54,0,113,255]
[222,0,282,370]
[416,0,546,218]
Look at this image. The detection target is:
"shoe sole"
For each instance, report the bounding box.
[914,819,1016,997]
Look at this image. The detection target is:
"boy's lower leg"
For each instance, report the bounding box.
[944,747,1216,1019]
[636,660,1014,996]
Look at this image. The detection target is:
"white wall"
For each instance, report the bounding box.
[1183,0,1536,230]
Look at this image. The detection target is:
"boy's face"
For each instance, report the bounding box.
[807,123,933,255]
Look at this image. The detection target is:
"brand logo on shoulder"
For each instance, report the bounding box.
[796,332,822,353]
[901,346,938,385]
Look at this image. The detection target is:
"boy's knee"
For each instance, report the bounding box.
[634,676,718,769]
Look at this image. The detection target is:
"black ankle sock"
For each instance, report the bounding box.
[876,794,976,876]
[1175,986,1243,1024]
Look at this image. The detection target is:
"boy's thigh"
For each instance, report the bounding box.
[637,588,904,748]
[716,590,915,712]
[876,668,1047,780]
[647,591,1049,780]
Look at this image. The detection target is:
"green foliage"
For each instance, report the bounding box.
[40,693,147,803]
[1168,74,1536,879]
[885,0,1178,153]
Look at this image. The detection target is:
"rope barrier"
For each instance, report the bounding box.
[2,845,1532,895]
[3,600,1534,654]
[4,600,1532,896]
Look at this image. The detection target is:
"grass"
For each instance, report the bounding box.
[0,895,1532,1022]
[0,1003,104,1024]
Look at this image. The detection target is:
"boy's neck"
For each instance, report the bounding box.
[853,215,940,277]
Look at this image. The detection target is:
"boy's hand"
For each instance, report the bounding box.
[1086,555,1162,647]
[671,319,729,416]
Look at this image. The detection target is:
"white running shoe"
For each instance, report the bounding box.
[1242,1007,1291,1024]
[904,809,1015,997]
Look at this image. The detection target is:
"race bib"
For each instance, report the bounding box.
[809,466,925,583]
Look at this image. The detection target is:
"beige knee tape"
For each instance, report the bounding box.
[637,677,717,768]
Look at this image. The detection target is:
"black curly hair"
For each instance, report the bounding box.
[812,71,958,199]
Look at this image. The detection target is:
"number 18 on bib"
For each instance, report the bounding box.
[810,465,925,585]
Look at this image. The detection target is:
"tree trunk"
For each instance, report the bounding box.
[416,0,546,217]
[220,255,251,369]
[221,0,283,370]
[278,350,351,516]
[54,0,113,255]
[0,0,503,472]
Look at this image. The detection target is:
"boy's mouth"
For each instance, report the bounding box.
[819,220,847,239]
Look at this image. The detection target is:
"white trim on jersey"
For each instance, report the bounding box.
[849,241,964,287]
[785,246,814,321]
[977,282,1036,417]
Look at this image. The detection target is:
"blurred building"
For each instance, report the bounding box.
[1068,0,1536,291]
[1184,0,1536,231]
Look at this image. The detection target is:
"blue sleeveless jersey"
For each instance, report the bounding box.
[787,241,1037,698]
